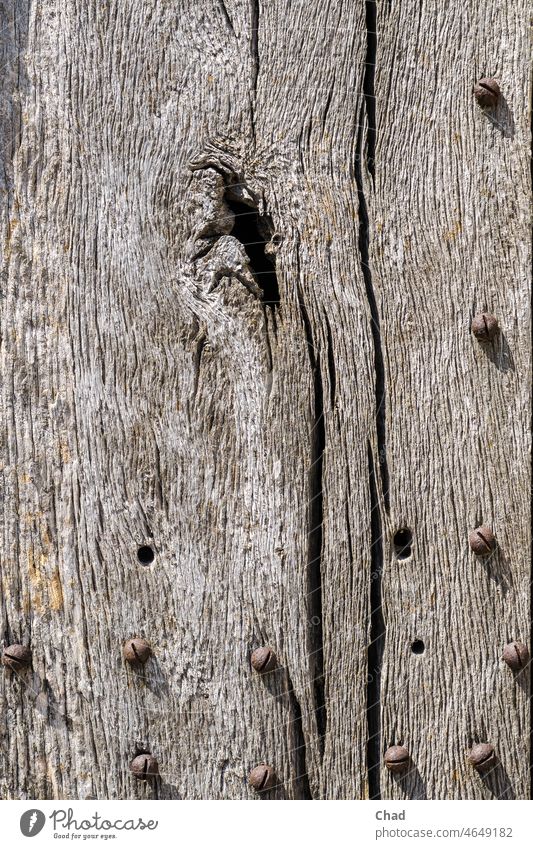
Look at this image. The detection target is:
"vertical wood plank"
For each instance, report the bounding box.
[371,0,531,800]
[1,0,377,799]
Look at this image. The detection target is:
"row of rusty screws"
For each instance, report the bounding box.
[124,642,157,781]
[127,751,275,789]
[5,627,527,792]
[124,638,156,780]
[473,78,500,110]
[385,743,499,775]
[252,740,508,790]
[0,639,154,672]
[249,648,278,791]
[128,754,275,790]
[128,735,529,786]
[0,522,503,678]
[123,636,155,779]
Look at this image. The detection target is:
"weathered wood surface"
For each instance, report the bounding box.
[372,2,531,801]
[0,0,530,800]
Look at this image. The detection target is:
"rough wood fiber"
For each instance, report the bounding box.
[371,1,531,800]
[0,0,530,801]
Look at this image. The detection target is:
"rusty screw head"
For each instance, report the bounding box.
[2,644,32,672]
[251,646,277,674]
[473,78,500,109]
[468,743,496,773]
[248,763,276,792]
[384,745,410,774]
[123,638,151,665]
[502,641,529,672]
[130,754,159,780]
[468,525,496,556]
[471,313,499,342]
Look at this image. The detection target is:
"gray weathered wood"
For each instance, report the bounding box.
[0,0,530,800]
[372,0,531,800]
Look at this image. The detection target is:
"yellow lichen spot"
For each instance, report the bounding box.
[28,550,46,615]
[443,221,462,241]
[50,568,64,611]
[28,549,41,586]
[40,520,51,551]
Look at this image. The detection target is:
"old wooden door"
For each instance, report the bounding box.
[1,0,530,800]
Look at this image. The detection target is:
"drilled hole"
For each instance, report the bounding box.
[411,639,425,655]
[137,545,155,565]
[393,528,412,560]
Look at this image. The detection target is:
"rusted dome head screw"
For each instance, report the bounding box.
[2,644,32,672]
[468,525,496,556]
[473,78,500,109]
[123,638,151,665]
[250,646,277,674]
[468,743,496,773]
[502,641,529,672]
[130,754,159,780]
[248,763,276,792]
[471,313,499,341]
[384,746,410,774]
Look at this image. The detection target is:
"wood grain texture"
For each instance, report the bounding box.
[0,0,530,801]
[371,0,531,800]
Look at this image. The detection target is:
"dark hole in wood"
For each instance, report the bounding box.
[224,194,280,307]
[137,545,155,565]
[393,528,412,560]
[411,639,425,655]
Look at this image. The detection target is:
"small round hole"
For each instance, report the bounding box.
[137,545,155,565]
[411,639,425,655]
[393,528,412,559]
